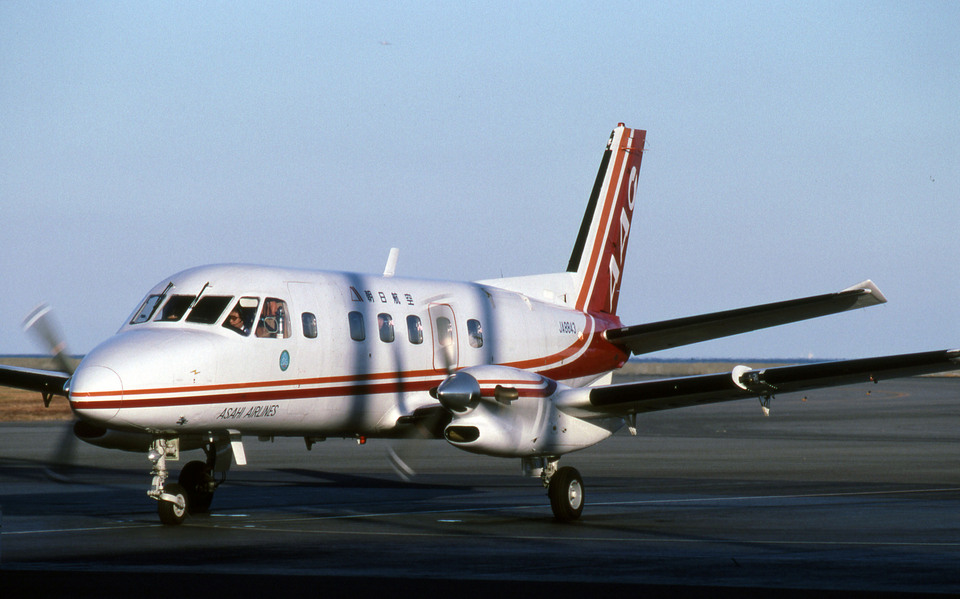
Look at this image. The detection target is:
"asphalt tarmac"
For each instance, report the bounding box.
[1,376,959,598]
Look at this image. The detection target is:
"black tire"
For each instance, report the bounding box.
[158,482,188,526]
[178,460,214,513]
[548,466,584,522]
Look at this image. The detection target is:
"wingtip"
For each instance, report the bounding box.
[843,279,888,304]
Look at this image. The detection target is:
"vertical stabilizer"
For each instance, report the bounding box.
[567,125,645,315]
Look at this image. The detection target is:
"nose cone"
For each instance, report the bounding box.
[70,364,122,422]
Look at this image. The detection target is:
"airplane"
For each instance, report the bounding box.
[2,123,958,525]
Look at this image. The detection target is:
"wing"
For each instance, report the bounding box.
[0,364,71,399]
[604,280,886,355]
[555,349,960,417]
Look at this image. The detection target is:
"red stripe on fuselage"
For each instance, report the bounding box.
[70,312,623,411]
[72,377,558,411]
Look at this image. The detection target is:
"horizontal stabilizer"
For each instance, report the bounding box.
[555,349,959,417]
[604,280,886,356]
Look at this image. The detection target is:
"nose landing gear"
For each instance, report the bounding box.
[157,483,188,525]
[147,437,225,525]
[148,437,188,525]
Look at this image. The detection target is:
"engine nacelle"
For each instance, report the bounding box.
[441,365,619,458]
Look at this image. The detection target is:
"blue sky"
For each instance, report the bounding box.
[2,1,958,359]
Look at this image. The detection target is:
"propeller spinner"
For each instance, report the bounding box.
[435,371,481,413]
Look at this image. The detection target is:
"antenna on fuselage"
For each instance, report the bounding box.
[383,247,400,278]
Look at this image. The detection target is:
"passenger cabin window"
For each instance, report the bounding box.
[223,297,259,336]
[256,298,291,338]
[348,311,365,341]
[302,313,318,339]
[186,296,233,324]
[156,295,194,322]
[406,315,423,344]
[467,319,483,348]
[378,313,395,343]
[130,294,164,324]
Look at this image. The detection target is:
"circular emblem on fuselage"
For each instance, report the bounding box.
[279,350,290,372]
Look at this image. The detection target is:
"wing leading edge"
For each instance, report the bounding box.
[604,280,886,356]
[0,364,70,399]
[556,349,960,417]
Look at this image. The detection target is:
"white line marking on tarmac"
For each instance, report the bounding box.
[203,523,960,548]
[6,486,958,546]
[3,523,159,536]
[215,486,960,525]
[591,486,960,507]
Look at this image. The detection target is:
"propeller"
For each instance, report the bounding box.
[23,304,76,376]
[386,445,417,482]
[23,303,79,481]
[387,321,465,481]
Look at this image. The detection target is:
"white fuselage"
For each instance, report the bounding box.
[68,264,628,440]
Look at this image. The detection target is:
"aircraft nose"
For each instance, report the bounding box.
[69,364,123,422]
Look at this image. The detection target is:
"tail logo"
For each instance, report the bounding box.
[607,166,639,311]
[570,126,645,316]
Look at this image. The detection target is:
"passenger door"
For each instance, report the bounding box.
[428,303,458,373]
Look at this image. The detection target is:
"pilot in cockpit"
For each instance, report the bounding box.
[222,297,259,336]
[224,307,249,335]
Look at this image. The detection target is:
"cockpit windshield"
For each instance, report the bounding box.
[128,290,291,340]
[130,294,164,324]
[185,295,233,324]
[130,292,233,327]
[155,295,195,322]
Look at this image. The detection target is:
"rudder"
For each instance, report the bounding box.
[567,124,646,315]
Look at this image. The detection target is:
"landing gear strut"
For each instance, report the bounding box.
[147,437,188,525]
[147,438,227,525]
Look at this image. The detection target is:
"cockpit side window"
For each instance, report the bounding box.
[186,296,234,324]
[155,295,194,322]
[302,313,318,339]
[256,298,291,339]
[130,294,164,324]
[223,297,259,336]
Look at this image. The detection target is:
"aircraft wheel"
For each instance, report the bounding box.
[158,483,188,526]
[178,460,214,513]
[548,466,584,522]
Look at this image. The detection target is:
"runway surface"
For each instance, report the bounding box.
[2,376,959,597]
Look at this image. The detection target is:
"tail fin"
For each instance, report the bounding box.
[567,124,646,315]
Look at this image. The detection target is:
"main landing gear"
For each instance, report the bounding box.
[525,457,585,522]
[148,437,223,525]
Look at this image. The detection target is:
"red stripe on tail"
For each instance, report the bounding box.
[571,126,646,315]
